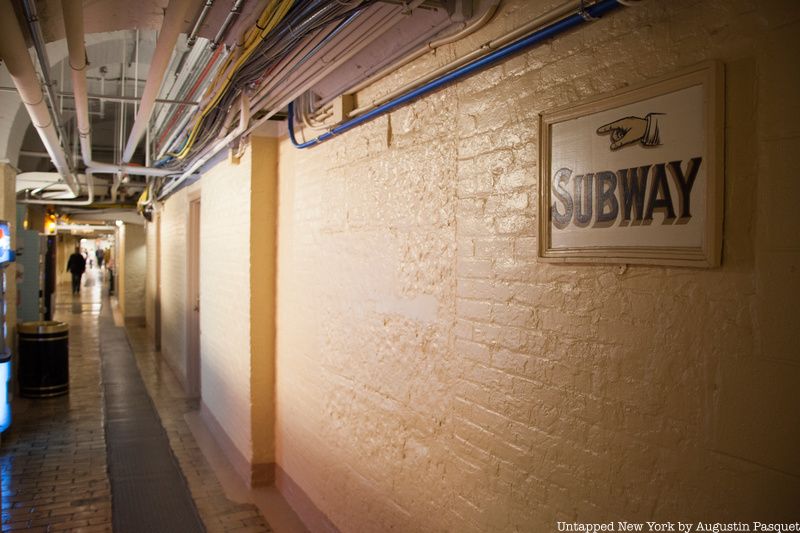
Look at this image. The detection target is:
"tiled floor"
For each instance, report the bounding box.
[1,269,273,532]
[125,317,270,533]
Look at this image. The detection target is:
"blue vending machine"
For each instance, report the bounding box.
[0,220,15,434]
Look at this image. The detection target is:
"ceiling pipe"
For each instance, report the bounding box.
[0,2,81,197]
[188,0,215,47]
[154,46,226,159]
[18,170,95,206]
[211,0,246,50]
[111,173,121,204]
[20,0,71,162]
[56,223,118,232]
[61,0,176,179]
[121,0,195,164]
[57,91,200,107]
[19,150,50,159]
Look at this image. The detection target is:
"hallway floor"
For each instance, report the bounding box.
[0,269,292,532]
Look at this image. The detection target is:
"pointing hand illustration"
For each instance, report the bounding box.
[596,113,662,150]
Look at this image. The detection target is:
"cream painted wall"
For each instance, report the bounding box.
[154,144,277,483]
[145,217,158,342]
[123,223,146,320]
[159,184,198,383]
[275,1,800,532]
[116,226,126,319]
[199,151,253,464]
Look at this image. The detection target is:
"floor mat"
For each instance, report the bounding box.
[100,314,205,533]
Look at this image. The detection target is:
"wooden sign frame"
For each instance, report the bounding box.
[538,61,724,267]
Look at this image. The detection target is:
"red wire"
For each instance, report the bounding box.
[156,46,224,150]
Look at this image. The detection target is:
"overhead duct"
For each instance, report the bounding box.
[0,2,81,197]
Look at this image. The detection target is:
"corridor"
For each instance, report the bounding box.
[1,269,272,532]
[1,0,799,531]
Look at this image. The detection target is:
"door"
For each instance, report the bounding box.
[187,199,201,398]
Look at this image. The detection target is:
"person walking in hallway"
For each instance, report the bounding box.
[67,246,86,294]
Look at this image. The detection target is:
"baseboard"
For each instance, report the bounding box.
[159,346,190,393]
[200,402,274,487]
[124,316,146,326]
[276,464,340,533]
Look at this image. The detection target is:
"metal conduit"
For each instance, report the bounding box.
[57,92,200,107]
[122,0,195,164]
[155,48,227,159]
[18,170,95,206]
[288,0,623,148]
[188,0,215,47]
[211,0,246,50]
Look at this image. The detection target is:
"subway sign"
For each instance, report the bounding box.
[538,62,724,267]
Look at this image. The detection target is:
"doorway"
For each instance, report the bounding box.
[187,198,201,398]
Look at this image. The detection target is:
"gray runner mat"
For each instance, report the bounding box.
[100,313,205,532]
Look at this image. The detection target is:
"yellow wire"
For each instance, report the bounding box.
[201,2,277,103]
[172,0,295,159]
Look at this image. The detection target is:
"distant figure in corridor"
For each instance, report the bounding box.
[95,248,104,269]
[67,246,86,294]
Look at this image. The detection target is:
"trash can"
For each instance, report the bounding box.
[18,321,69,398]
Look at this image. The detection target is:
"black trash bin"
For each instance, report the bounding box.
[18,321,69,398]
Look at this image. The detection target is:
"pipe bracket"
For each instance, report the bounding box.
[578,0,599,21]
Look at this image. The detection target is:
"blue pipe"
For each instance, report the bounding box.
[289,0,622,148]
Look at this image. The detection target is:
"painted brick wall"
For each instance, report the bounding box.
[275,1,800,532]
[123,223,146,319]
[145,219,157,337]
[199,152,254,463]
[159,186,192,381]
[156,153,261,470]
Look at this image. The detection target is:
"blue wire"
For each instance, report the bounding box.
[289,0,622,148]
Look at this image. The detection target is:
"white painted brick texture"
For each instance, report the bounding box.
[123,224,146,318]
[160,187,190,379]
[145,220,157,332]
[276,1,800,532]
[199,152,253,462]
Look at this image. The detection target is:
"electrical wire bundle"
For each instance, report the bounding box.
[159,0,373,169]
